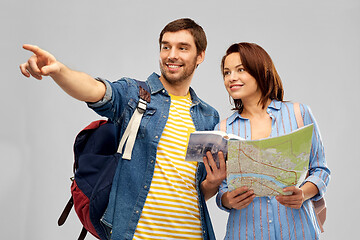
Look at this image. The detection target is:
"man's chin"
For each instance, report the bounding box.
[160,65,195,85]
[161,71,183,83]
[164,76,183,84]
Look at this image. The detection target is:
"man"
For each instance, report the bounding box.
[20,18,226,240]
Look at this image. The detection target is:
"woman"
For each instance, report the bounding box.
[215,43,330,239]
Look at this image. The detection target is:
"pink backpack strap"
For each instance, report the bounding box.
[293,102,304,128]
[293,102,326,233]
[220,119,227,132]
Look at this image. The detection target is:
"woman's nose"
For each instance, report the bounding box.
[229,72,239,81]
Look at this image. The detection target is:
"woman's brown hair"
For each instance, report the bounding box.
[221,42,284,113]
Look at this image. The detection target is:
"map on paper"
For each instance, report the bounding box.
[227,124,313,196]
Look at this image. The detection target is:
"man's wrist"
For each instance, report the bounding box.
[202,179,217,191]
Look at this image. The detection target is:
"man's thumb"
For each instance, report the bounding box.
[41,64,57,76]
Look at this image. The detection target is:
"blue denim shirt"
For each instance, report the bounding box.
[88,73,219,240]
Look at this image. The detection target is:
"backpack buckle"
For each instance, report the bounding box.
[137,98,147,114]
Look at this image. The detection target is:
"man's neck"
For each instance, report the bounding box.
[159,75,192,96]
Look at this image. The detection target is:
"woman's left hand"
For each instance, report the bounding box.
[276,186,304,209]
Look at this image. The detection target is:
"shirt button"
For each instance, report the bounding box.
[155,136,159,139]
[144,185,148,189]
[136,210,139,214]
[150,160,154,163]
[269,220,273,223]
[163,115,166,118]
[162,90,165,93]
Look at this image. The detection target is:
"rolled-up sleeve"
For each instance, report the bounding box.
[86,77,135,122]
[87,77,113,108]
[216,179,231,212]
[301,104,330,201]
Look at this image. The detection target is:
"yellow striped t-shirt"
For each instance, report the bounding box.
[133,93,202,240]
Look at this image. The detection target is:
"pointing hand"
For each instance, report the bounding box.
[20,44,60,80]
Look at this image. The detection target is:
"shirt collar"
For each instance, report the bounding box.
[227,111,241,125]
[146,72,201,105]
[147,72,164,94]
[268,99,282,110]
[227,99,282,125]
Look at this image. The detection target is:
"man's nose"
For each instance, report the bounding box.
[168,48,179,60]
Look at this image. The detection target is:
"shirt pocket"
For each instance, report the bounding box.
[123,98,156,139]
[138,107,156,138]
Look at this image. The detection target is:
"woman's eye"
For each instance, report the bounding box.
[238,68,245,72]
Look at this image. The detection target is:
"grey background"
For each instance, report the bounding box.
[1,0,359,239]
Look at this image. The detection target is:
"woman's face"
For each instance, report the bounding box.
[223,52,261,102]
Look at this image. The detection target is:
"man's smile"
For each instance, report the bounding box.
[166,63,183,71]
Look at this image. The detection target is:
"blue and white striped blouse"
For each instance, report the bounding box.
[216,100,330,240]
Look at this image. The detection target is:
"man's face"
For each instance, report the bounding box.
[159,30,204,86]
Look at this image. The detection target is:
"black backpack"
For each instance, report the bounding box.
[58,80,150,239]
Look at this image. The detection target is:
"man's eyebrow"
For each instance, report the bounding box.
[161,41,192,47]
[178,42,192,46]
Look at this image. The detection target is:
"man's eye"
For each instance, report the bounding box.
[162,46,169,50]
[180,47,187,51]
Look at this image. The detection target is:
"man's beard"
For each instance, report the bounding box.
[159,58,197,85]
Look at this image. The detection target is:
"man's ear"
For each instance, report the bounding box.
[196,51,205,65]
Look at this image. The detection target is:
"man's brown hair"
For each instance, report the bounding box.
[159,18,207,55]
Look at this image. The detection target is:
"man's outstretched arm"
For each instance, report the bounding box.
[20,44,106,103]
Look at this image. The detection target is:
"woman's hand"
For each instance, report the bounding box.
[201,151,226,201]
[276,182,319,209]
[276,186,305,209]
[222,186,255,210]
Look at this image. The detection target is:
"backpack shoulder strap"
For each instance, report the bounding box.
[293,102,304,128]
[135,79,149,92]
[220,118,227,132]
[134,80,151,103]
[118,80,151,160]
[294,102,326,232]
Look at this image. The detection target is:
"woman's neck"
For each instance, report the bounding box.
[241,98,271,119]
